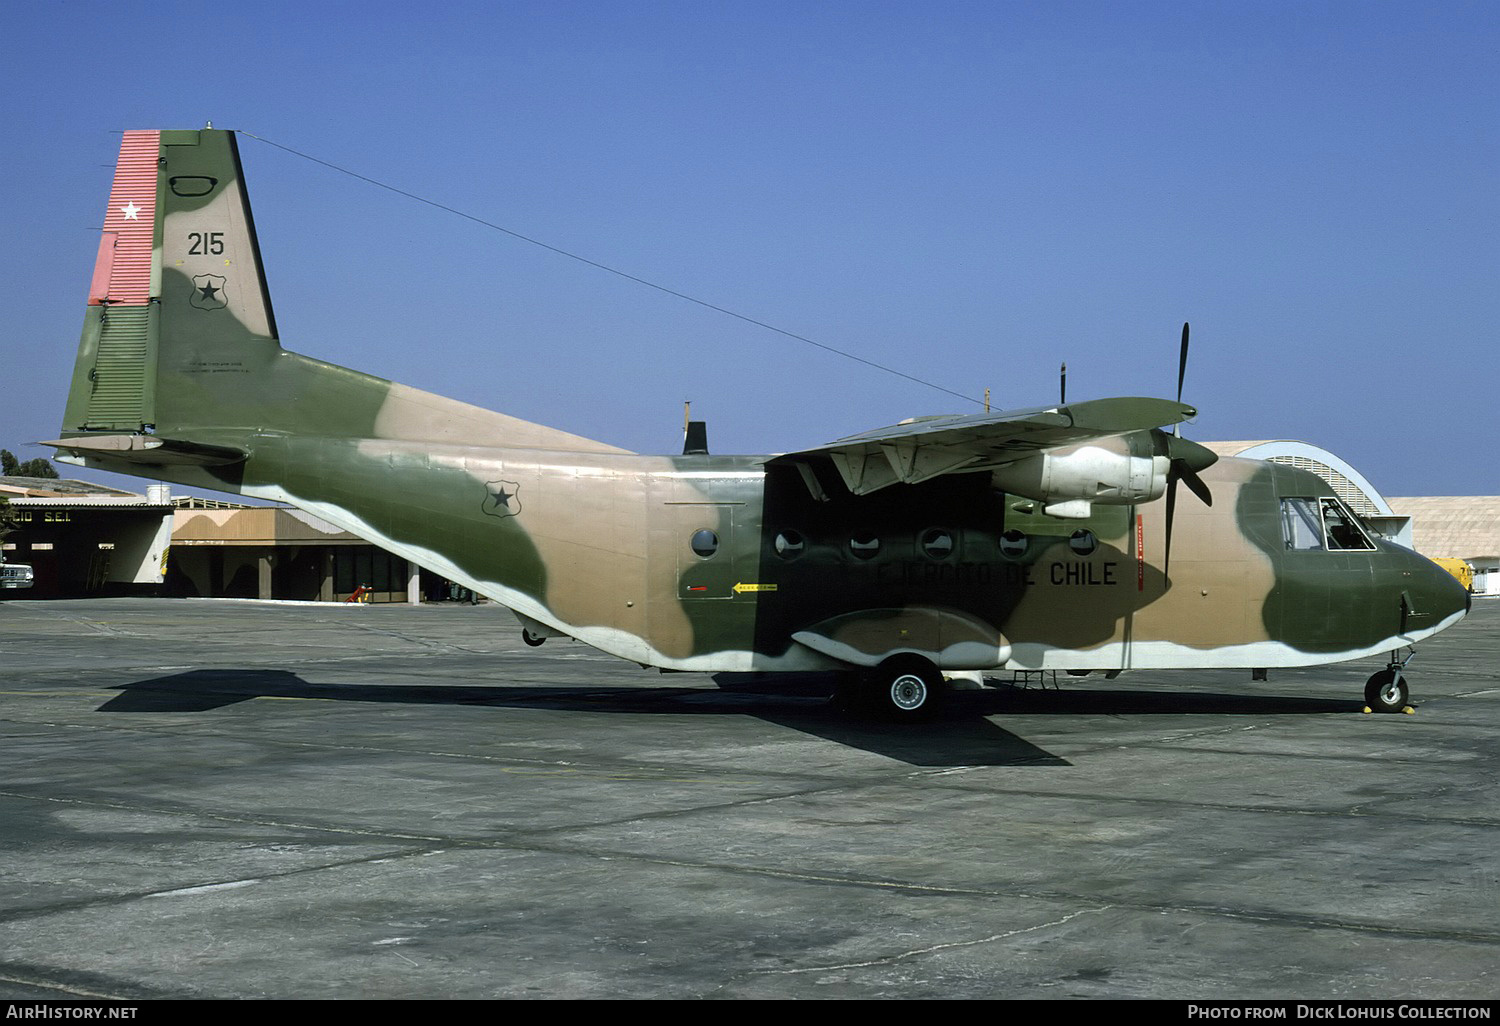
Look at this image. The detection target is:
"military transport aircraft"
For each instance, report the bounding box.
[47,129,1469,719]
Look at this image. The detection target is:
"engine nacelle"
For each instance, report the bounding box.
[989,444,1169,513]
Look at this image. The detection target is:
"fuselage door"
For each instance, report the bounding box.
[670,503,740,600]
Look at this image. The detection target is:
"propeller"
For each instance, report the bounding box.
[1060,362,1067,405]
[1175,321,1190,429]
[1159,322,1216,575]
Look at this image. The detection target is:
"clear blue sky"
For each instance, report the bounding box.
[4,1,1495,497]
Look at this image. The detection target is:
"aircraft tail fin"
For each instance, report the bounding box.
[58,129,625,461]
[62,130,278,437]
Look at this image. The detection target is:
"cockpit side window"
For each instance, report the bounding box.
[1281,498,1324,550]
[1320,497,1376,550]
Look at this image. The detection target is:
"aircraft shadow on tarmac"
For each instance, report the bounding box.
[98,668,1365,769]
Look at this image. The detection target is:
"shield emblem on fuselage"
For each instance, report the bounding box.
[483,480,522,518]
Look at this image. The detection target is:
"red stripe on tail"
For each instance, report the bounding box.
[89,130,159,306]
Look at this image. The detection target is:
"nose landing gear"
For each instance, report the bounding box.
[1364,649,1415,714]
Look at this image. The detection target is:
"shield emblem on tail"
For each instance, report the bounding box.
[190,274,228,310]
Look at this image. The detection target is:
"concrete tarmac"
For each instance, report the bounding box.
[1,596,1496,1000]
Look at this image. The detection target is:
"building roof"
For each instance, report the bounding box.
[172,495,263,510]
[1386,497,1500,561]
[0,476,170,508]
[172,506,363,545]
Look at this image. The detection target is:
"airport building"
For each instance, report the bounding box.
[1385,496,1500,597]
[2,478,456,603]
[0,477,173,599]
[168,498,428,604]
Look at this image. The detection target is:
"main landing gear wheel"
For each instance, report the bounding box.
[1364,668,1409,713]
[875,656,945,721]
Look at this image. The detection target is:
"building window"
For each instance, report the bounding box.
[334,546,406,600]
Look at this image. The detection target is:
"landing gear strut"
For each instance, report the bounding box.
[1364,649,1414,713]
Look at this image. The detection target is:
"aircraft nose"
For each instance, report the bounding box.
[1418,553,1471,627]
[1380,543,1470,639]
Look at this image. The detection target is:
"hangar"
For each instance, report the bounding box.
[2,478,448,603]
[1385,496,1500,597]
[1204,440,1414,547]
[0,476,172,598]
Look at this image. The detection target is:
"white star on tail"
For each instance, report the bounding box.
[120,202,141,220]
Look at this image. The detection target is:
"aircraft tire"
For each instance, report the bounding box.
[521,629,547,647]
[1364,669,1408,713]
[877,656,944,721]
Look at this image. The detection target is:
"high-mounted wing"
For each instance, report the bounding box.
[772,396,1196,497]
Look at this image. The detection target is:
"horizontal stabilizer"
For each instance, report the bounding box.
[41,434,247,467]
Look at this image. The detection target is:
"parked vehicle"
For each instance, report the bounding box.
[0,559,34,589]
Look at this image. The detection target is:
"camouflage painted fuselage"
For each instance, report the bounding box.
[53,130,1469,677]
[230,433,1470,673]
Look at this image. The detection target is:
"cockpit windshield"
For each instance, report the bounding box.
[1319,497,1375,550]
[1280,496,1376,551]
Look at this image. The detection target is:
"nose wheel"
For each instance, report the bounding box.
[1364,650,1414,713]
[1364,669,1408,713]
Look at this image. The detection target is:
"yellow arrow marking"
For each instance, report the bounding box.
[732,582,778,594]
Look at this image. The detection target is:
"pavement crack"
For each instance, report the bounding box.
[756,906,1116,975]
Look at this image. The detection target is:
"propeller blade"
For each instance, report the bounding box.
[1175,460,1213,507]
[1060,362,1067,405]
[1161,321,1206,578]
[1164,474,1177,577]
[1177,322,1190,404]
[1175,322,1190,437]
[1151,424,1216,579]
